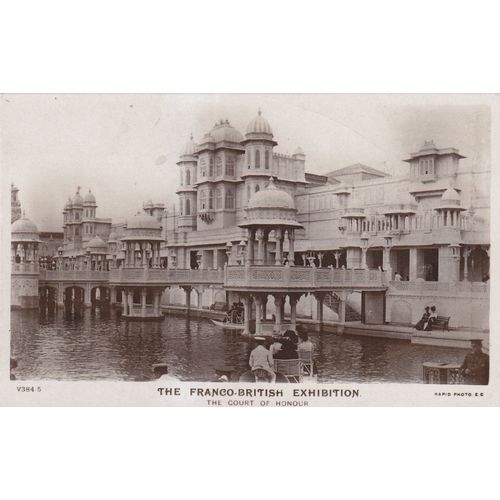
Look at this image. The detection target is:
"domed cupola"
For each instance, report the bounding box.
[84,235,107,252]
[207,119,244,144]
[83,189,96,206]
[246,109,274,139]
[439,187,462,208]
[180,133,198,157]
[11,213,41,242]
[72,187,83,207]
[64,197,72,211]
[122,213,163,242]
[240,177,302,229]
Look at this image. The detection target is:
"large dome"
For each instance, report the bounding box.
[12,215,40,242]
[205,119,244,144]
[248,178,295,210]
[12,215,39,234]
[246,110,273,136]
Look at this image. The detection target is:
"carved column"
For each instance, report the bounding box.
[141,287,147,315]
[256,229,265,265]
[333,251,341,269]
[242,295,251,335]
[315,293,324,324]
[275,228,283,265]
[254,295,263,335]
[247,229,255,265]
[289,294,300,331]
[288,229,295,265]
[274,294,285,333]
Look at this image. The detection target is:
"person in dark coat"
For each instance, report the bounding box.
[460,339,489,385]
[273,338,298,360]
[415,306,430,331]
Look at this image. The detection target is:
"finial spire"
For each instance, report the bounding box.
[258,107,262,116]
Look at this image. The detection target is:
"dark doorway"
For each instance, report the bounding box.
[190,250,199,269]
[423,248,438,281]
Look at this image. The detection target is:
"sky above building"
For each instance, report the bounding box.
[1,94,491,231]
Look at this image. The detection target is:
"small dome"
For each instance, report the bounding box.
[108,231,118,242]
[64,197,72,210]
[181,134,197,156]
[248,177,295,210]
[441,187,461,202]
[126,213,161,230]
[72,188,83,206]
[85,236,107,250]
[83,189,96,205]
[293,146,305,156]
[144,200,153,209]
[246,110,273,136]
[57,246,64,252]
[12,215,39,235]
[207,119,244,143]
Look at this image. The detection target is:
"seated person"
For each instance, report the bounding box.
[423,306,437,331]
[273,338,298,360]
[298,330,314,354]
[283,329,299,347]
[415,306,430,331]
[249,337,276,382]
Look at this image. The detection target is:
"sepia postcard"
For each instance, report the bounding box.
[1,93,498,406]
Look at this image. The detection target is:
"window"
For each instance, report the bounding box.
[247,150,252,167]
[185,198,191,215]
[255,150,260,168]
[255,184,260,193]
[419,158,434,176]
[75,227,80,236]
[200,158,207,177]
[215,188,222,209]
[186,169,191,185]
[225,189,234,209]
[215,156,222,176]
[209,189,214,209]
[209,157,214,177]
[75,212,80,220]
[265,150,270,169]
[247,185,251,201]
[200,190,207,210]
[226,156,235,176]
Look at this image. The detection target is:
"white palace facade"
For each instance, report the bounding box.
[11,111,490,334]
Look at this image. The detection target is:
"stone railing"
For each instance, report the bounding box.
[109,268,224,286]
[11,263,39,274]
[39,269,110,282]
[388,280,489,295]
[422,363,464,384]
[224,265,387,290]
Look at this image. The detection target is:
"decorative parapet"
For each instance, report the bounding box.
[39,269,110,282]
[388,280,489,296]
[224,265,387,290]
[109,268,224,286]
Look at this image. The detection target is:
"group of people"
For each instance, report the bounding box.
[414,305,437,331]
[224,301,244,324]
[248,326,313,382]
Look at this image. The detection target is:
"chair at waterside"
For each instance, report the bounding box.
[298,350,313,377]
[251,368,273,383]
[274,359,302,383]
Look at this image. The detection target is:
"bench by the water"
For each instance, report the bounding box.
[434,316,451,331]
[422,362,463,384]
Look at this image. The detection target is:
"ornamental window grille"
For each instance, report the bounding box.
[225,156,235,176]
[200,190,207,210]
[215,188,222,209]
[225,189,234,209]
[209,157,214,177]
[419,158,434,176]
[215,156,223,176]
[209,189,214,210]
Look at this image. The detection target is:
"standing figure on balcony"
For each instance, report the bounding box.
[460,339,489,385]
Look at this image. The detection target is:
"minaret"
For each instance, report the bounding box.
[11,184,22,223]
[242,110,277,203]
[176,134,198,231]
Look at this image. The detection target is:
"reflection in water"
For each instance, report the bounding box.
[11,309,465,383]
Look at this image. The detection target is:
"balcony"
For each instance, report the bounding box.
[224,265,387,291]
[109,268,224,286]
[39,269,110,282]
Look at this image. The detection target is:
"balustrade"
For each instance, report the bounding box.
[224,265,387,290]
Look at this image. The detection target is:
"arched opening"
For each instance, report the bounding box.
[39,286,57,314]
[64,286,85,318]
[185,198,191,215]
[91,286,111,308]
[185,169,191,185]
[255,184,260,193]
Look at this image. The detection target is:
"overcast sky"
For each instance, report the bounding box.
[1,94,490,231]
